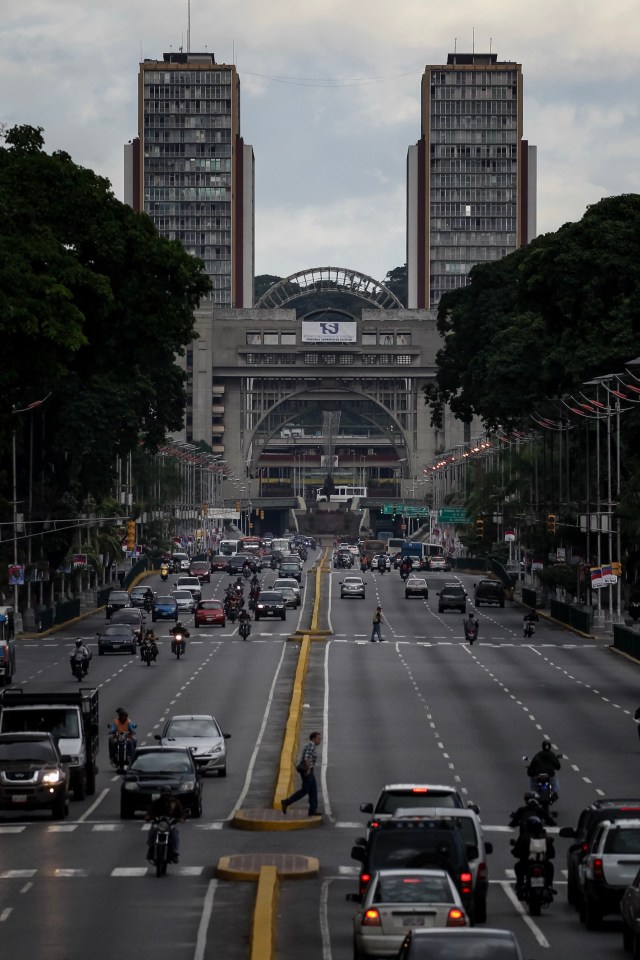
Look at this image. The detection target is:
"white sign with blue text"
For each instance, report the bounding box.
[301,320,357,343]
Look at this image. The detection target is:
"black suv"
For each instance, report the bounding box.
[105,590,132,619]
[0,732,69,819]
[227,554,255,575]
[473,580,505,608]
[437,582,467,613]
[559,798,640,906]
[350,817,473,916]
[254,591,286,621]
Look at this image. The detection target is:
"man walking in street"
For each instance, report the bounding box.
[281,732,322,817]
[371,606,384,642]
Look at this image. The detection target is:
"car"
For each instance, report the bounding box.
[129,585,154,609]
[172,589,196,614]
[621,867,640,954]
[210,554,229,572]
[97,623,137,655]
[109,607,146,642]
[278,586,299,609]
[0,732,69,819]
[405,577,429,599]
[350,815,473,914]
[189,560,211,583]
[227,554,254,575]
[152,595,179,622]
[105,589,132,619]
[352,869,468,958]
[393,807,493,924]
[397,928,526,959]
[437,582,467,613]
[254,591,286,621]
[194,599,226,627]
[171,552,191,572]
[334,551,354,569]
[558,797,640,907]
[577,818,640,928]
[361,784,468,817]
[302,537,316,549]
[429,556,451,572]
[173,576,202,603]
[278,561,302,581]
[120,745,203,818]
[272,578,302,605]
[340,576,367,599]
[372,554,392,570]
[155,714,230,776]
[473,579,505,607]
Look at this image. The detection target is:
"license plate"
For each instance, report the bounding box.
[530,876,544,887]
[403,916,425,927]
[12,795,28,803]
[151,793,160,801]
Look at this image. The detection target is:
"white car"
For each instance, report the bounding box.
[172,589,196,614]
[156,714,230,776]
[173,576,202,602]
[272,578,302,605]
[353,869,468,958]
[579,818,640,927]
[171,552,191,571]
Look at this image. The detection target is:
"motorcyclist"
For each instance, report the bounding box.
[512,815,556,900]
[509,792,555,830]
[108,707,137,765]
[145,786,186,863]
[170,621,190,654]
[527,740,561,796]
[463,612,479,644]
[70,638,91,676]
[523,610,539,637]
[160,561,169,580]
[400,557,411,580]
[238,607,252,638]
[142,586,155,611]
[234,576,245,595]
[377,555,387,575]
[140,627,159,660]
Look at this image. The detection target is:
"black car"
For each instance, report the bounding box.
[227,554,255,575]
[0,732,69,819]
[334,551,354,569]
[129,585,154,609]
[254,591,286,621]
[473,579,505,607]
[437,582,467,613]
[105,590,132,619]
[97,623,137,655]
[110,607,146,642]
[278,561,302,581]
[559,798,640,906]
[120,745,203,819]
[398,928,526,959]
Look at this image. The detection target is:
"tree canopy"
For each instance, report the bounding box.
[0,125,211,511]
[428,194,640,430]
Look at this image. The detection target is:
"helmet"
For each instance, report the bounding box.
[116,708,128,718]
[468,613,475,619]
[175,621,182,628]
[525,816,544,837]
[541,740,552,751]
[75,639,84,647]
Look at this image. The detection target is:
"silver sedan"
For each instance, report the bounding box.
[156,714,230,776]
[340,575,367,599]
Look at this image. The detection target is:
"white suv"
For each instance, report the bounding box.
[579,818,640,928]
[272,578,301,606]
[173,576,202,603]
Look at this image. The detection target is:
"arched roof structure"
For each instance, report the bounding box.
[255,266,403,310]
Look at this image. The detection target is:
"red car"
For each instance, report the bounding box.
[194,599,226,628]
[189,561,211,583]
[210,555,228,572]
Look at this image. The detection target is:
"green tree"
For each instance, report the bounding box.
[382,265,407,306]
[254,274,282,302]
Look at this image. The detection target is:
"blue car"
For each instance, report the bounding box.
[152,595,178,622]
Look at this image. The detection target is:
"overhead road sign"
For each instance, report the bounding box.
[438,508,470,524]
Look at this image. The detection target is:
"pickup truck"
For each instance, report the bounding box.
[0,687,99,800]
[578,817,640,928]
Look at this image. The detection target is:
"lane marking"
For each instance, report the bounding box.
[499,880,550,948]
[78,788,109,823]
[193,879,218,960]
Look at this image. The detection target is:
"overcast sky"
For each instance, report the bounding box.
[3,1,639,282]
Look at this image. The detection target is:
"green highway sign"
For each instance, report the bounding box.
[382,504,430,518]
[438,508,470,524]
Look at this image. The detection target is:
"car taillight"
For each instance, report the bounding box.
[370,820,381,830]
[460,872,472,895]
[360,873,371,896]
[446,908,466,927]
[581,843,589,852]
[593,858,604,879]
[362,909,381,926]
[412,787,428,794]
[477,862,487,884]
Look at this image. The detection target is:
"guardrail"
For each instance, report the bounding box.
[613,623,640,658]
[549,599,592,634]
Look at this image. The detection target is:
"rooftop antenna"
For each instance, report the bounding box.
[489,36,493,56]
[187,0,191,54]
[454,36,457,55]
[472,26,475,57]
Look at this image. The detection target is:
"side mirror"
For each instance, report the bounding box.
[467,802,480,814]
[473,583,477,588]
[558,826,576,838]
[509,838,515,847]
[223,732,231,740]
[350,845,365,863]
[485,841,493,855]
[360,802,373,814]
[154,734,162,741]
[345,892,362,903]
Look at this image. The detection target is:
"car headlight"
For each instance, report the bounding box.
[124,781,138,791]
[42,770,62,784]
[257,604,264,609]
[179,781,195,792]
[211,745,222,755]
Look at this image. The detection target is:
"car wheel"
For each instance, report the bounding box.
[584,895,602,930]
[438,607,444,613]
[567,875,577,906]
[474,893,487,924]
[281,612,286,620]
[405,593,409,599]
[152,615,156,622]
[51,792,67,820]
[98,648,105,656]
[191,797,203,819]
[194,622,199,628]
[633,932,640,960]
[500,600,505,608]
[221,620,226,627]
[218,767,227,778]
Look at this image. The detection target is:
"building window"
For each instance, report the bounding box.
[246,332,262,345]
[280,333,296,345]
[362,333,377,346]
[263,333,279,345]
[304,353,319,364]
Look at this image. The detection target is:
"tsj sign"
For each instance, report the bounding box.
[301,320,357,343]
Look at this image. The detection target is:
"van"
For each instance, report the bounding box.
[474,579,505,608]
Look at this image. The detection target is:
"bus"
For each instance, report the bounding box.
[316,485,367,503]
[271,537,292,555]
[219,539,240,557]
[362,539,387,561]
[398,541,445,562]
[239,536,262,554]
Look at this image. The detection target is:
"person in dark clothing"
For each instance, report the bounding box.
[512,816,556,899]
[146,787,186,862]
[527,740,561,795]
[509,792,555,830]
[281,732,322,817]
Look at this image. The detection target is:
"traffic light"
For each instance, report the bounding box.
[611,561,622,576]
[126,520,136,550]
[260,509,265,520]
[547,513,557,536]
[475,517,484,538]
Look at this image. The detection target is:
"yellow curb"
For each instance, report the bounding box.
[251,866,278,960]
[273,635,311,803]
[608,644,640,665]
[232,809,323,831]
[217,854,320,882]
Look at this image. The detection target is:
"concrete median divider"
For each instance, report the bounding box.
[252,866,278,960]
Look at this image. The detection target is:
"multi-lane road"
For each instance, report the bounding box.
[0,551,638,960]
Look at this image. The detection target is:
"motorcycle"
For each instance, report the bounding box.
[160,568,169,582]
[148,816,180,877]
[463,623,478,645]
[511,838,554,916]
[523,620,536,638]
[228,605,238,624]
[140,641,158,666]
[239,619,251,641]
[70,653,88,681]
[522,757,559,821]
[170,632,186,659]
[112,731,131,773]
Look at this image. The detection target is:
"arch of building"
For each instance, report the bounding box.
[255,266,403,311]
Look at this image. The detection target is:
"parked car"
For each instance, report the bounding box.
[189,560,211,583]
[437,582,467,614]
[577,817,640,928]
[155,714,230,776]
[194,599,226,628]
[340,576,367,599]
[352,869,468,958]
[120,745,203,818]
[109,607,146,643]
[405,577,429,599]
[397,928,527,960]
[558,797,640,907]
[272,578,302,606]
[152,595,179,622]
[473,579,505,608]
[97,623,137,655]
[254,591,286,621]
[173,576,202,603]
[105,590,132,619]
[0,732,69,819]
[172,589,196,615]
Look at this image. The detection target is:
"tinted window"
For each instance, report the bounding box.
[0,740,56,761]
[403,934,520,959]
[605,828,640,854]
[103,626,134,636]
[199,601,223,610]
[259,592,283,601]
[375,874,453,904]
[368,831,462,870]
[109,593,130,602]
[130,752,193,773]
[165,719,217,738]
[378,792,459,814]
[1,709,79,738]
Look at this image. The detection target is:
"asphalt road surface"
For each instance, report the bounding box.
[0,558,637,960]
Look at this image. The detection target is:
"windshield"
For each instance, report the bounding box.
[130,751,193,773]
[0,740,57,761]
[1,709,80,739]
[165,719,217,738]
